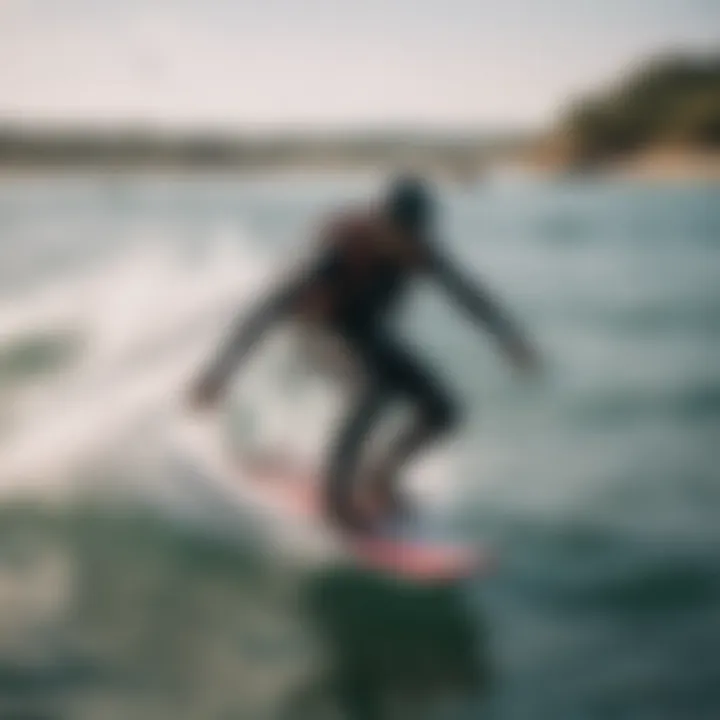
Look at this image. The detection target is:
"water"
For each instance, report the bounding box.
[0,171,718,719]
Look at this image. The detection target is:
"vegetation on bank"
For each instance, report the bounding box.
[539,52,720,169]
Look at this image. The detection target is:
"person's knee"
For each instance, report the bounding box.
[424,392,463,435]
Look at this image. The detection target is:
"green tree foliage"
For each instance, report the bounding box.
[561,52,720,164]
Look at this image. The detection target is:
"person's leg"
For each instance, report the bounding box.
[365,338,462,512]
[324,374,390,532]
[323,329,460,530]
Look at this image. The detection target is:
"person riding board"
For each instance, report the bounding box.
[189,176,540,534]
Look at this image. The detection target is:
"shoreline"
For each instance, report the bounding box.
[519,146,720,183]
[0,149,719,184]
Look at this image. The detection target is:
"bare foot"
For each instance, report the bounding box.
[361,468,413,522]
[325,495,377,538]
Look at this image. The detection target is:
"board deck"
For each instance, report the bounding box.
[171,417,494,583]
[235,454,494,582]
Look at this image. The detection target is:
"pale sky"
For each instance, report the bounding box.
[1,0,718,131]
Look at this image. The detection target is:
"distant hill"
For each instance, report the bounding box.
[536,52,720,170]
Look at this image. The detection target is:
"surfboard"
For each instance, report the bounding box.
[233,453,494,582]
[170,416,494,583]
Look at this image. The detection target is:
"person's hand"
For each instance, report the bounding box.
[506,337,542,376]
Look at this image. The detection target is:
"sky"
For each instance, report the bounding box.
[0,0,718,131]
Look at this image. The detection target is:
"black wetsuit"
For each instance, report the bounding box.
[309,237,460,516]
[199,209,524,528]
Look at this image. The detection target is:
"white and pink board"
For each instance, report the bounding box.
[170,416,495,583]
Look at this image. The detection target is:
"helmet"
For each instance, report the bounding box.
[384,175,434,231]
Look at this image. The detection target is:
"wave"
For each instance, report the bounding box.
[0,498,491,719]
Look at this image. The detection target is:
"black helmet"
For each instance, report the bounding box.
[384,175,434,230]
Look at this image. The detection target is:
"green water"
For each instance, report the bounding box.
[0,174,718,719]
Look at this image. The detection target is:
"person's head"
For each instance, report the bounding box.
[383,175,435,235]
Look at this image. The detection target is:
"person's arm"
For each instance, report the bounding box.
[188,283,292,408]
[426,243,539,370]
[189,248,341,408]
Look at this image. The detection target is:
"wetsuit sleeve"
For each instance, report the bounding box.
[195,245,342,395]
[425,242,525,346]
[305,243,344,282]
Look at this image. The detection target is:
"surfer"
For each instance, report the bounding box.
[189,176,539,533]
